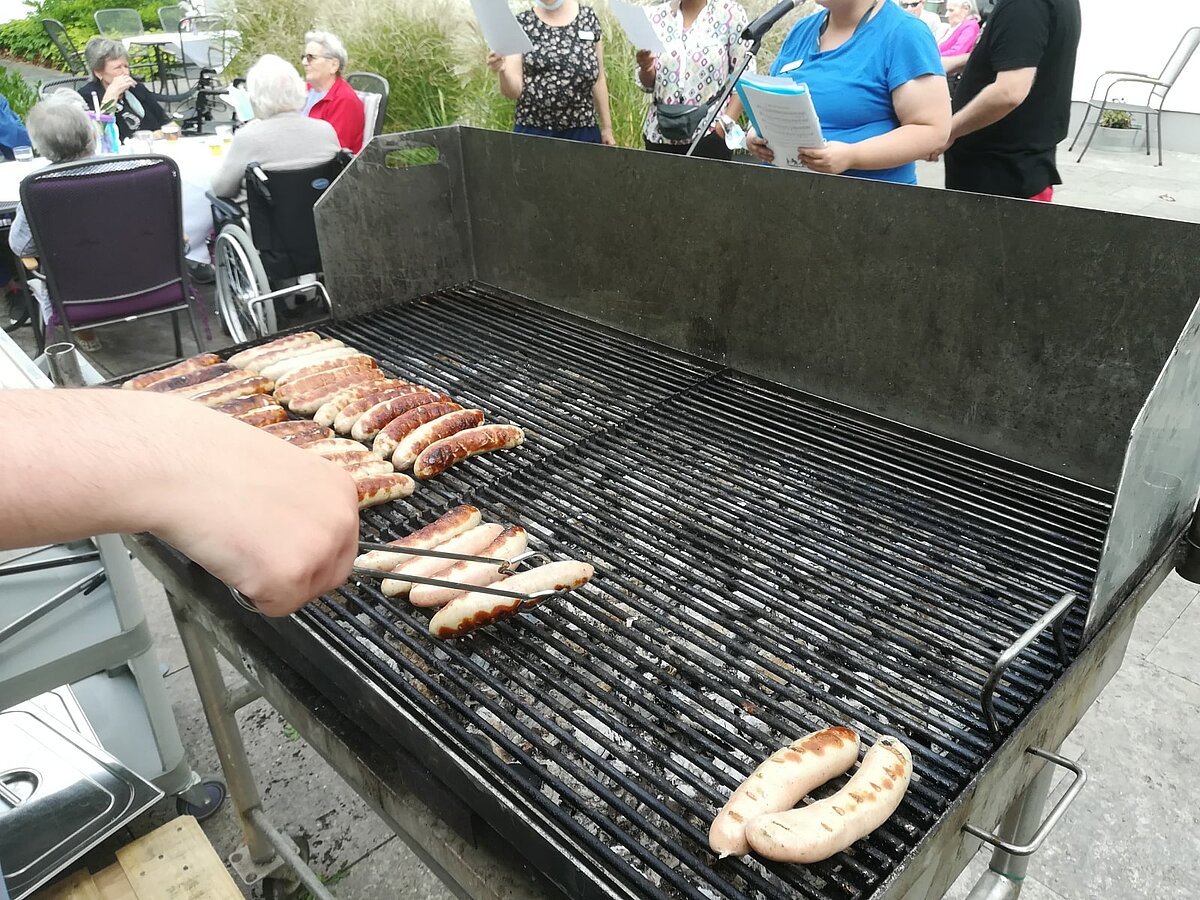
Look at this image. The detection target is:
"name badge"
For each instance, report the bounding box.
[578,29,595,40]
[780,59,803,73]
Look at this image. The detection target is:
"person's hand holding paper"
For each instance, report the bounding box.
[470,0,534,56]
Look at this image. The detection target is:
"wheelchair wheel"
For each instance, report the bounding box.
[214,224,276,344]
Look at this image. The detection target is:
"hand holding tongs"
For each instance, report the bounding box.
[351,540,562,605]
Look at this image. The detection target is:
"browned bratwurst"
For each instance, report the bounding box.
[212,394,276,417]
[413,424,525,479]
[144,362,239,393]
[260,421,334,443]
[233,405,289,428]
[122,353,221,390]
[350,392,450,441]
[189,375,274,407]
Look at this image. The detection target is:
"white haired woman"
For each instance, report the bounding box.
[938,0,981,76]
[300,31,364,153]
[211,54,341,199]
[8,93,103,348]
[78,37,168,141]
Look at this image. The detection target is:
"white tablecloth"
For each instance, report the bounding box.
[0,136,225,263]
[123,30,240,74]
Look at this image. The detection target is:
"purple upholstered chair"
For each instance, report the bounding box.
[19,154,203,361]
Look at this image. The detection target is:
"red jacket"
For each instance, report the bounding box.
[308,76,365,153]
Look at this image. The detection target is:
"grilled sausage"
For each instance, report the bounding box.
[189,375,274,407]
[380,523,505,598]
[413,424,525,480]
[258,343,355,381]
[744,736,912,864]
[122,353,221,390]
[371,402,463,461]
[144,362,240,393]
[242,337,342,374]
[332,385,433,435]
[274,356,378,399]
[428,561,595,638]
[314,380,412,427]
[356,472,416,509]
[233,405,289,428]
[319,448,383,468]
[301,437,370,456]
[212,394,276,417]
[709,727,862,858]
[261,421,333,442]
[354,505,482,571]
[227,331,321,369]
[174,368,268,399]
[343,458,396,478]
[392,409,485,470]
[287,370,391,416]
[409,525,528,608]
[350,392,449,442]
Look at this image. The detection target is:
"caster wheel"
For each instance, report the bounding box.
[175,777,226,821]
[261,835,311,900]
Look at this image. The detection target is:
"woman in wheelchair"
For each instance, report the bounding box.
[78,38,169,141]
[211,54,342,201]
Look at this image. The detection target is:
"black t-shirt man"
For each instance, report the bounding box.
[943,0,1082,199]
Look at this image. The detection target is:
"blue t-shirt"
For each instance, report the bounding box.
[768,1,943,184]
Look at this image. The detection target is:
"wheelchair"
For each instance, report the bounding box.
[207,151,351,343]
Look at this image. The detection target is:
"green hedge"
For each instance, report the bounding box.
[0,0,161,69]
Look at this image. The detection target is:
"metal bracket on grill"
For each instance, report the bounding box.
[980,592,1077,737]
[963,746,1087,856]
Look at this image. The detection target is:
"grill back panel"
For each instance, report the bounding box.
[317,127,1200,489]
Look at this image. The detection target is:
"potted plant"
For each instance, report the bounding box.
[1094,104,1145,152]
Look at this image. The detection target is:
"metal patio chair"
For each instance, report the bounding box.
[1069,26,1200,166]
[158,3,184,33]
[93,7,144,36]
[38,76,91,99]
[41,18,87,76]
[20,156,203,366]
[208,152,351,342]
[347,71,390,139]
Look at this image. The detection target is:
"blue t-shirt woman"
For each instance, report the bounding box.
[744,0,948,184]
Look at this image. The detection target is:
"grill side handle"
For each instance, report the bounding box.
[980,592,1076,737]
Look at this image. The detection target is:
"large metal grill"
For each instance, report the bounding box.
[255,284,1112,900]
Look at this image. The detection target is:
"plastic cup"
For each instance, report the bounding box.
[216,124,232,145]
[162,122,180,142]
[13,145,33,162]
[208,138,222,156]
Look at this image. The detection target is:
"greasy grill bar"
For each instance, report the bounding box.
[128,126,1200,900]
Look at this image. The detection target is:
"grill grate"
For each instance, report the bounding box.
[285,285,1110,899]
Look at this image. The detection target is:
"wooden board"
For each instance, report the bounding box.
[90,865,137,900]
[115,817,242,900]
[34,869,101,900]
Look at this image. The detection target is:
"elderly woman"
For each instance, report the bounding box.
[300,31,364,153]
[938,0,981,75]
[8,94,103,349]
[78,37,168,141]
[487,0,615,145]
[740,0,949,184]
[634,0,751,160]
[212,54,341,199]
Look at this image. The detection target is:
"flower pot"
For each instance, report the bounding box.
[1093,123,1145,153]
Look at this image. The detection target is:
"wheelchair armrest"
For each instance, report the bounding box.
[207,192,243,226]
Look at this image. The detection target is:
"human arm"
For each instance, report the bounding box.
[101,74,137,106]
[635,49,657,91]
[944,66,1036,144]
[942,52,971,75]
[210,133,249,198]
[0,389,360,616]
[488,52,524,100]
[798,74,950,174]
[592,39,615,145]
[8,204,35,258]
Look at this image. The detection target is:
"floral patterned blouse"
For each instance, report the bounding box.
[515,6,603,131]
[638,0,753,144]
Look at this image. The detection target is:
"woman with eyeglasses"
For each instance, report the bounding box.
[486,0,615,145]
[300,30,365,153]
[938,0,981,74]
[899,0,947,41]
[738,0,950,184]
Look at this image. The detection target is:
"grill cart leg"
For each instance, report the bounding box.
[167,591,336,900]
[965,758,1056,899]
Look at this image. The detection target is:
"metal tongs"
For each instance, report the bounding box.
[229,541,561,615]
[351,540,561,605]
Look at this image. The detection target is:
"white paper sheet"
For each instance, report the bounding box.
[469,0,534,56]
[737,78,825,169]
[608,0,664,54]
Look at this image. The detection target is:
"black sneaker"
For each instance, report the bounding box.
[188,261,216,284]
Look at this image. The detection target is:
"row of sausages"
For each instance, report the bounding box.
[709,727,911,864]
[120,331,526,508]
[354,505,595,638]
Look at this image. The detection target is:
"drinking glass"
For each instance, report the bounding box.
[13,146,33,162]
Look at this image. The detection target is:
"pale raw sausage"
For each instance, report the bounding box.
[409,525,527,607]
[709,727,861,858]
[227,332,320,369]
[354,505,482,571]
[243,337,343,374]
[301,437,370,457]
[288,370,390,416]
[381,523,504,598]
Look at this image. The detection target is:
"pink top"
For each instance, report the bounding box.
[938,18,981,57]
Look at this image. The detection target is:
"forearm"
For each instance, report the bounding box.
[942,53,970,75]
[845,122,949,171]
[949,80,1022,141]
[0,389,223,547]
[593,75,613,131]
[498,62,523,100]
[637,63,656,91]
[724,96,745,121]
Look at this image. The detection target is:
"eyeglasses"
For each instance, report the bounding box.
[900,2,922,7]
[300,54,332,64]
